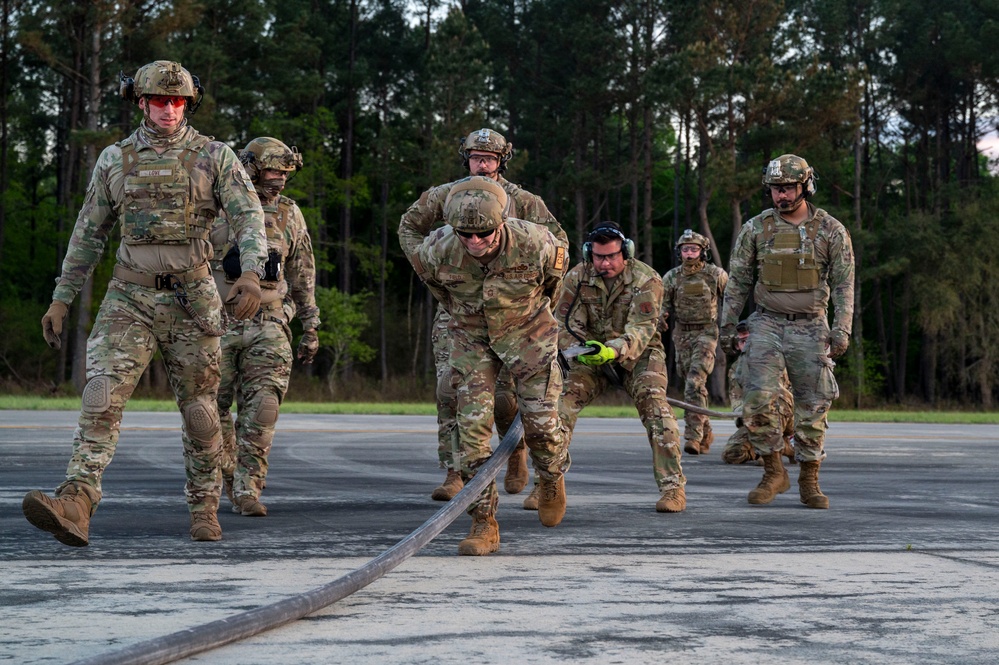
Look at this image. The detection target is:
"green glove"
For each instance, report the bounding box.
[297,329,319,364]
[578,340,616,366]
[719,323,737,356]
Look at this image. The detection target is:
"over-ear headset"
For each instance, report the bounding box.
[582,222,635,262]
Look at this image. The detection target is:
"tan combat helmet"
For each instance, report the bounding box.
[119,60,205,113]
[675,228,711,262]
[239,137,304,182]
[762,154,816,197]
[444,176,509,232]
[458,128,514,173]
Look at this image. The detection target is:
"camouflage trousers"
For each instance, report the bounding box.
[743,311,839,461]
[432,306,518,471]
[450,326,568,517]
[59,274,224,513]
[560,347,684,492]
[723,383,795,464]
[672,324,718,445]
[217,305,293,501]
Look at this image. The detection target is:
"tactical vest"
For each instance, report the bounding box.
[260,196,292,286]
[675,267,718,325]
[759,210,825,293]
[119,134,215,245]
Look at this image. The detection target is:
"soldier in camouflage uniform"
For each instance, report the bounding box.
[404,176,570,556]
[552,223,687,512]
[398,128,568,502]
[24,61,267,546]
[661,229,728,455]
[722,321,795,465]
[210,137,320,518]
[720,154,854,508]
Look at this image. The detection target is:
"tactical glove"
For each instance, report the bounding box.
[225,271,262,320]
[828,329,850,359]
[297,329,319,364]
[719,324,738,356]
[578,340,616,366]
[41,301,70,350]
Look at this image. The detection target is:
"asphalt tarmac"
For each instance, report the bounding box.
[2,410,998,664]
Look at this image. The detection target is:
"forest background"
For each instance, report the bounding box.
[2,0,999,409]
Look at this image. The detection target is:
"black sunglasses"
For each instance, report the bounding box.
[456,229,496,239]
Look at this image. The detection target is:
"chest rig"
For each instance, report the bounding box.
[119,135,214,245]
[676,267,718,324]
[261,196,293,286]
[759,211,825,292]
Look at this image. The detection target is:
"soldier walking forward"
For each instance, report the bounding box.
[398,128,567,501]
[403,176,570,555]
[661,229,728,455]
[553,223,687,513]
[719,154,855,508]
[210,137,321,518]
[24,61,267,545]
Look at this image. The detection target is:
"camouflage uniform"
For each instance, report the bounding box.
[722,350,794,464]
[721,202,854,461]
[557,259,685,495]
[662,258,728,452]
[44,120,266,518]
[399,176,567,476]
[407,218,569,518]
[211,193,318,510]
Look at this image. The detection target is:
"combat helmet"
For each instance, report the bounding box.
[675,228,711,262]
[458,128,514,173]
[119,60,204,113]
[239,137,303,182]
[762,154,816,197]
[444,176,509,233]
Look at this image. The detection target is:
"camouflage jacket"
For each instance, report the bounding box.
[210,193,320,331]
[721,203,855,334]
[662,261,729,327]
[555,258,664,372]
[52,123,266,304]
[408,219,567,353]
[398,175,567,256]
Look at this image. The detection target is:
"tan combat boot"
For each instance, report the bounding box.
[22,484,94,547]
[522,484,540,510]
[656,486,687,513]
[457,512,500,556]
[798,460,829,509]
[683,439,700,455]
[537,474,566,527]
[431,469,464,501]
[234,494,268,517]
[190,511,222,541]
[504,441,530,494]
[747,452,791,505]
[700,426,714,454]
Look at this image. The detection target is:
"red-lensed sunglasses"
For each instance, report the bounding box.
[456,229,496,239]
[146,96,187,108]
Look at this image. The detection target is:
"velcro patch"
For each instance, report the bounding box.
[553,247,566,271]
[640,301,653,314]
[138,169,173,177]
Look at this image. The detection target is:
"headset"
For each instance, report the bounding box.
[582,222,635,263]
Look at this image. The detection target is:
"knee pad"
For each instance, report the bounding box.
[437,368,457,402]
[252,391,281,427]
[81,376,112,414]
[182,396,220,439]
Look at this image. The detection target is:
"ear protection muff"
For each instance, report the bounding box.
[582,223,635,262]
[188,75,205,114]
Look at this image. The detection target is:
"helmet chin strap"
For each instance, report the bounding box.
[777,188,807,212]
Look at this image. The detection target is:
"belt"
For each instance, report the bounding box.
[258,300,283,312]
[114,264,210,290]
[679,322,712,331]
[756,305,820,321]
